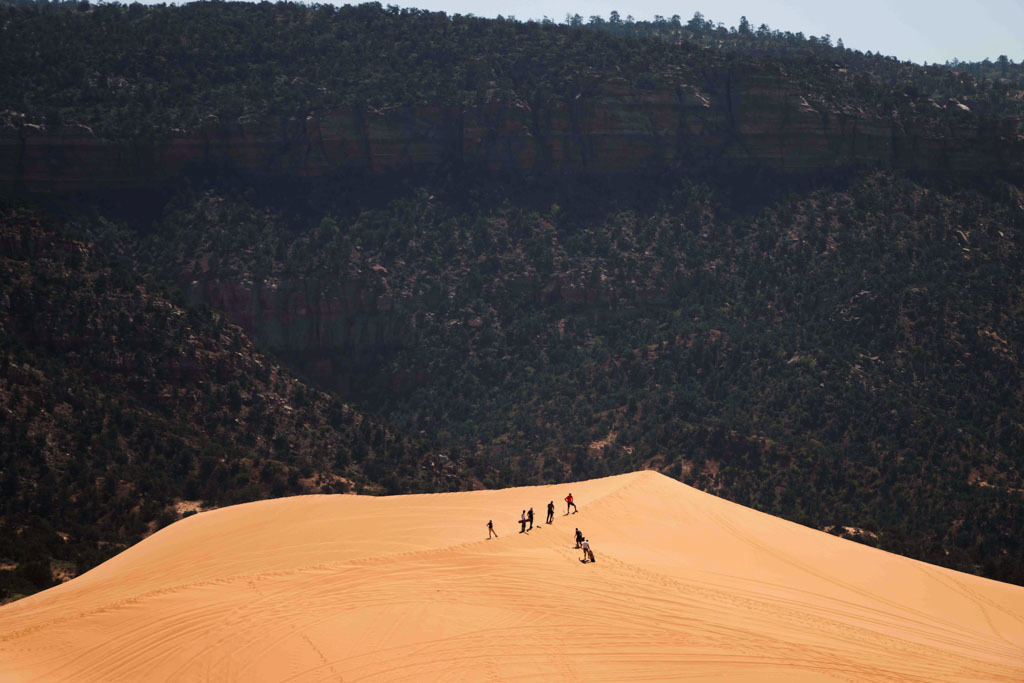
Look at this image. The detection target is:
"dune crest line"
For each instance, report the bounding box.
[1,471,1022,681]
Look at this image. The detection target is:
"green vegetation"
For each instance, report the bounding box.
[76,167,1021,586]
[1,2,1023,594]
[1,2,1021,139]
[0,206,462,601]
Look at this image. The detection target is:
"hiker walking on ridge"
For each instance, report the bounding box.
[574,528,584,549]
[520,510,527,533]
[487,520,498,539]
[546,501,554,524]
[528,507,534,531]
[565,492,577,515]
[581,538,595,563]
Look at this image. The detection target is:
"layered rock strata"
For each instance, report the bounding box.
[4,68,1022,191]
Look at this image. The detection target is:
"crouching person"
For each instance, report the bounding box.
[581,538,596,563]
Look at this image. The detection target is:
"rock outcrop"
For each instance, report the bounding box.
[183,276,413,394]
[3,66,1022,191]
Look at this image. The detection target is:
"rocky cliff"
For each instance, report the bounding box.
[4,67,1022,191]
[182,276,414,395]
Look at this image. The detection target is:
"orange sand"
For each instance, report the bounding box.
[1,471,1022,681]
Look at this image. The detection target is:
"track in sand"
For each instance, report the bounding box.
[2,470,1022,681]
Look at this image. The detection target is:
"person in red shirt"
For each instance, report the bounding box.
[565,493,577,514]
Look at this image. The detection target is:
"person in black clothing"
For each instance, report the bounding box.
[487,520,497,539]
[574,528,584,548]
[527,507,534,530]
[546,501,554,524]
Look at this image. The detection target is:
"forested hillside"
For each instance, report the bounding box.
[0,206,462,601]
[2,1,1022,138]
[84,169,1021,585]
[1,1,1023,593]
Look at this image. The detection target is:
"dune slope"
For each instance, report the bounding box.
[1,471,1022,681]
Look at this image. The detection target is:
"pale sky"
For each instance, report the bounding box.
[391,0,1024,65]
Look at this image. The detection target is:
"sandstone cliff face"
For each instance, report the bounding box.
[184,276,415,393]
[4,66,1022,190]
[188,278,406,352]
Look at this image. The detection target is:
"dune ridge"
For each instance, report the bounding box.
[1,470,1022,681]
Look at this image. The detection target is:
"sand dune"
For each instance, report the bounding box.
[1,470,1022,681]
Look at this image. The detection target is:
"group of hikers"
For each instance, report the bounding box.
[485,492,594,563]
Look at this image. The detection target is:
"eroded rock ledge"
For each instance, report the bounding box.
[4,67,1022,191]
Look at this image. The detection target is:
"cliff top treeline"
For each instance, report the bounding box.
[1,1,1022,140]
